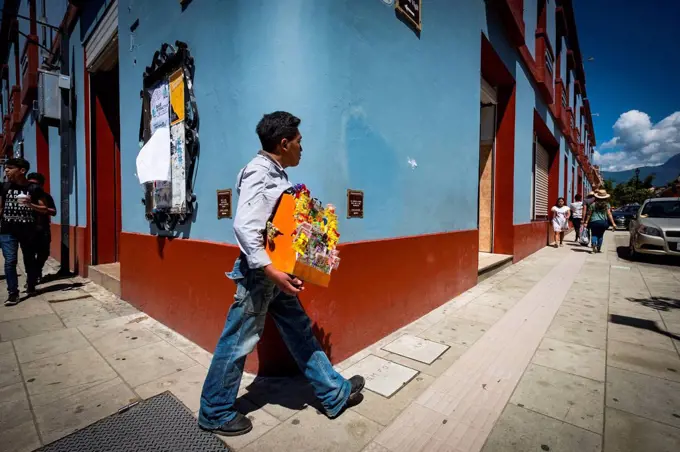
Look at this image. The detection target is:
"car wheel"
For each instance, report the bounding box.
[628,236,637,260]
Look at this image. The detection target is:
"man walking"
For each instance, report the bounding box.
[199,112,364,436]
[1,158,48,306]
[26,173,57,282]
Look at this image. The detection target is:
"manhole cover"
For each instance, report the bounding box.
[38,392,231,452]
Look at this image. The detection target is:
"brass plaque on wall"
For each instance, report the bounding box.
[217,189,232,219]
[347,189,364,219]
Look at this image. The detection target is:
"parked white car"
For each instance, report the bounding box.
[628,198,680,258]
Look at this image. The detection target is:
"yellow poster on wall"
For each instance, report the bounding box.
[169,68,185,125]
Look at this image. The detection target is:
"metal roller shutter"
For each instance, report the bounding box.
[85,0,118,72]
[534,140,550,219]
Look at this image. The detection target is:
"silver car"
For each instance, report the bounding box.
[628,198,680,258]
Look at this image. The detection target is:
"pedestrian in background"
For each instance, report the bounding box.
[551,197,570,248]
[584,189,615,253]
[570,194,583,241]
[27,173,57,283]
[198,112,364,437]
[0,158,48,306]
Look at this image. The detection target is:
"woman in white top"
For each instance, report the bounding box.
[570,194,584,241]
[551,197,570,247]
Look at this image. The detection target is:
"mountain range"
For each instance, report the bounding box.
[601,153,680,186]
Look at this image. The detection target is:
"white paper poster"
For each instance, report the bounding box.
[149,81,170,134]
[136,127,171,183]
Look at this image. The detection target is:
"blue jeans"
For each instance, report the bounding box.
[0,233,38,295]
[198,259,351,429]
[589,220,608,250]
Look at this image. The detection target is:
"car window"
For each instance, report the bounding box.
[640,201,680,218]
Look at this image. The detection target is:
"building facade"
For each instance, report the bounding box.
[0,0,598,375]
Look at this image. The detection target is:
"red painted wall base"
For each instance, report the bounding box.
[49,224,88,276]
[513,221,549,263]
[119,230,479,376]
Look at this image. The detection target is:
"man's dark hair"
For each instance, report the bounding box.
[27,172,45,186]
[256,111,301,153]
[5,157,30,171]
[575,194,582,201]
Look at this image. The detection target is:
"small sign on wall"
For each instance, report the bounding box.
[217,189,232,219]
[396,0,422,31]
[347,189,364,219]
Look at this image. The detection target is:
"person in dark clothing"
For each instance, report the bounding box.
[0,158,49,306]
[26,173,57,282]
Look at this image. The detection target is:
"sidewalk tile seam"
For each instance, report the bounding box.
[10,340,44,447]
[506,401,605,436]
[605,405,680,433]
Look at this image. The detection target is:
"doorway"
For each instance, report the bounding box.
[90,61,121,264]
[478,78,497,254]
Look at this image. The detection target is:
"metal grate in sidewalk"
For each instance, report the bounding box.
[38,392,231,452]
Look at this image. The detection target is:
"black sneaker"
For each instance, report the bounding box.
[199,413,253,437]
[25,286,37,297]
[4,293,20,307]
[326,375,365,419]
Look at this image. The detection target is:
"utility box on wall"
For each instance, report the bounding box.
[37,69,61,121]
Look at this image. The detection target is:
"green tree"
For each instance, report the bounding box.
[611,175,654,207]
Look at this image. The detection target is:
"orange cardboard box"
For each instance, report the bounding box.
[266,193,332,287]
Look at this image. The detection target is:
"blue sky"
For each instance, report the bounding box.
[573,0,680,171]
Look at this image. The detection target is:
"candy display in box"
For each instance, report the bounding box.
[265,184,341,287]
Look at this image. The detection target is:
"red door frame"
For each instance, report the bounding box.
[481,34,516,256]
[90,66,121,264]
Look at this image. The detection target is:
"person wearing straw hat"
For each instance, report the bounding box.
[583,189,615,253]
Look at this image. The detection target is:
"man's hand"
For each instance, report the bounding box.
[263,265,304,295]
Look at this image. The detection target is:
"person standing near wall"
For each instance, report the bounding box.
[198,112,364,437]
[26,173,57,283]
[0,158,48,306]
[584,189,615,253]
[570,194,583,241]
[551,197,570,247]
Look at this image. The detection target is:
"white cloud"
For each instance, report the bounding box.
[594,110,680,171]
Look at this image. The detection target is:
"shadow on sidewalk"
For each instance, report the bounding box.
[625,296,680,312]
[616,245,680,267]
[610,313,680,342]
[570,248,592,253]
[235,375,325,416]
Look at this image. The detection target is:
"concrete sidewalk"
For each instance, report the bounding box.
[1,231,679,451]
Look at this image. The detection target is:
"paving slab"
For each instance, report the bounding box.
[545,316,607,350]
[140,318,214,367]
[383,342,468,377]
[419,316,491,347]
[33,376,137,445]
[242,405,382,452]
[381,334,449,364]
[0,340,13,355]
[81,321,163,357]
[607,320,676,352]
[107,340,198,387]
[554,302,608,325]
[450,303,507,325]
[341,355,419,398]
[0,347,20,388]
[350,373,435,426]
[481,404,602,452]
[226,397,282,450]
[0,420,42,452]
[0,313,65,341]
[13,328,89,364]
[532,337,606,382]
[606,366,680,429]
[134,364,208,413]
[49,297,119,327]
[0,382,33,431]
[22,347,118,407]
[241,375,318,422]
[510,364,604,433]
[604,408,680,452]
[607,339,680,382]
[0,299,54,323]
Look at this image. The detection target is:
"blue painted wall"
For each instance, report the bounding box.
[21,113,37,171]
[48,125,61,223]
[560,37,567,83]
[546,0,556,55]
[523,0,538,57]
[119,0,489,244]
